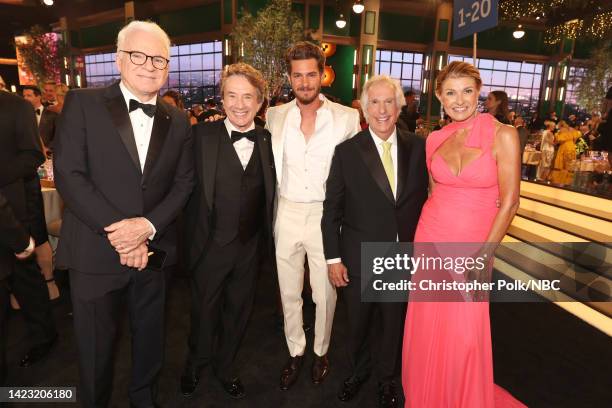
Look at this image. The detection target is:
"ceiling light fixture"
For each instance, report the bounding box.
[352,0,364,14]
[336,13,347,29]
[42,0,54,6]
[513,24,525,39]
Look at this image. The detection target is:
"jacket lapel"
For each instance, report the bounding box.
[256,127,275,210]
[202,122,222,211]
[104,83,141,174]
[142,100,171,179]
[396,129,413,202]
[357,131,395,204]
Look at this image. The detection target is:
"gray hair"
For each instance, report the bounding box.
[116,20,171,57]
[360,75,406,123]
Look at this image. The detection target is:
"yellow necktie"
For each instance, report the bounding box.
[381,141,395,195]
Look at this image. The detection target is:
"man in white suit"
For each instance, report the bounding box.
[266,41,361,391]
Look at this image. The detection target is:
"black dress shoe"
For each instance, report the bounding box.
[19,335,57,368]
[338,375,368,402]
[378,381,398,408]
[180,366,199,397]
[220,378,245,399]
[280,355,303,391]
[312,354,329,384]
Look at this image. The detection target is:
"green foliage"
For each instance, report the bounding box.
[231,0,304,97]
[573,40,612,114]
[13,25,64,88]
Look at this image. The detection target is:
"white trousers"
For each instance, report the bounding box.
[274,197,337,357]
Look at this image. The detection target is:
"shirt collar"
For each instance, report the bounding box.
[369,127,397,146]
[224,117,255,138]
[119,81,157,110]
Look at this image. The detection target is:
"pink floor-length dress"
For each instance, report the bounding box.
[402,113,525,408]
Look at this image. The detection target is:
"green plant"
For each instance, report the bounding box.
[13,25,63,88]
[573,40,612,114]
[231,0,305,98]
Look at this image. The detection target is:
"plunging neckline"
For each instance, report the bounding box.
[432,150,486,178]
[431,126,485,177]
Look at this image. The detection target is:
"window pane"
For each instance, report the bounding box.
[506,72,520,87]
[379,62,390,74]
[522,63,535,73]
[480,69,492,84]
[203,54,214,70]
[403,53,413,63]
[508,62,522,72]
[414,54,422,64]
[391,63,402,79]
[412,65,422,80]
[493,60,507,70]
[170,46,178,56]
[479,59,493,69]
[380,50,391,61]
[392,52,403,62]
[203,42,214,53]
[178,44,190,55]
[491,71,506,86]
[519,73,533,88]
[191,54,203,71]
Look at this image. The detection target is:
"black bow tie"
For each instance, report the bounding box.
[35,108,41,115]
[129,99,156,117]
[231,129,257,144]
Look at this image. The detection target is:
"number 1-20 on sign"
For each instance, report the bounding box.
[457,0,492,28]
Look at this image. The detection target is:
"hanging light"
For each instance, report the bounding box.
[336,13,347,29]
[42,0,54,6]
[513,24,525,39]
[352,0,364,14]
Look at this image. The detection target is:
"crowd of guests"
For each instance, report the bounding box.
[1,18,608,408]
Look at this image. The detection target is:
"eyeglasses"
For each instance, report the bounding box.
[119,50,169,70]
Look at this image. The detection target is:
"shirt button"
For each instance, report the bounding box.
[305,187,308,190]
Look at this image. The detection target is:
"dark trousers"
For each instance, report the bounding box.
[70,268,165,408]
[342,276,404,383]
[188,234,260,380]
[0,279,8,386]
[10,257,56,347]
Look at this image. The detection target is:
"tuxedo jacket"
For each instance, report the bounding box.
[183,121,276,271]
[53,82,194,277]
[39,107,58,148]
[265,96,361,188]
[0,91,45,223]
[0,191,30,280]
[321,128,428,277]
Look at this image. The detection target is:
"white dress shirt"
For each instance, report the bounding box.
[224,118,255,169]
[119,81,156,172]
[280,95,336,203]
[34,104,43,125]
[118,81,157,238]
[326,127,399,265]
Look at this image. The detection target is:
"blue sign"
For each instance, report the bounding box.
[452,0,498,41]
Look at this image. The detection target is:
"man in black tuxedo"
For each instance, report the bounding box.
[53,21,194,407]
[322,76,428,408]
[0,89,57,370]
[22,85,58,151]
[181,63,276,399]
[0,190,35,386]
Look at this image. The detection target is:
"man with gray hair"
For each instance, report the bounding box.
[321,75,428,407]
[54,20,194,407]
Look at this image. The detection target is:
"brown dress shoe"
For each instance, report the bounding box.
[280,355,303,390]
[311,354,329,384]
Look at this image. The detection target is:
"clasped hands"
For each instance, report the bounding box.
[104,217,153,271]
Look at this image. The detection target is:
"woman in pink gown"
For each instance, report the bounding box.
[401,62,526,407]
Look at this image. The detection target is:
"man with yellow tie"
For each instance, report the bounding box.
[321,75,428,408]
